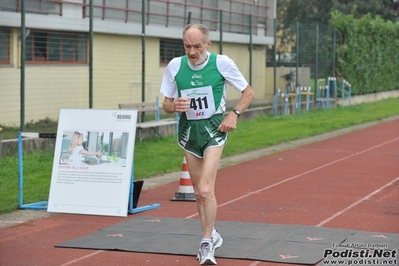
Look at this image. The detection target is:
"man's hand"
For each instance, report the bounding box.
[163,97,190,114]
[217,112,238,132]
[174,97,191,112]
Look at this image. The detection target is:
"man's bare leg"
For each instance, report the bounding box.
[184,146,224,239]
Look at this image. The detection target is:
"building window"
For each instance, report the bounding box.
[160,39,185,65]
[25,31,87,64]
[0,29,10,64]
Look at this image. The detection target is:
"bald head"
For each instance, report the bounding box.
[182,24,211,65]
[182,24,210,42]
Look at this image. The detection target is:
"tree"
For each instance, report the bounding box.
[277,0,399,27]
[332,0,399,21]
[277,0,333,27]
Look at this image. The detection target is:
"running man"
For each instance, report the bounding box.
[160,23,254,265]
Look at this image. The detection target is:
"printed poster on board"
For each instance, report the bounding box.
[47,109,138,217]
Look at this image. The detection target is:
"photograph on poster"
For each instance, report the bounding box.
[59,130,129,168]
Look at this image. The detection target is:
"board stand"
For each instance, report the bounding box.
[128,163,160,214]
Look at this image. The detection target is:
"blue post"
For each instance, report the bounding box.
[333,77,337,98]
[155,97,160,121]
[348,83,352,107]
[297,87,302,113]
[282,93,285,116]
[326,78,331,108]
[273,89,280,117]
[18,132,24,208]
[317,86,321,109]
[175,112,179,134]
[306,87,311,111]
[282,90,288,115]
[128,166,135,212]
[341,79,346,108]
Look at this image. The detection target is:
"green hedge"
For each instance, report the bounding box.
[330,11,399,95]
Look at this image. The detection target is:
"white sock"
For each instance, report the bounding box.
[200,228,217,245]
[201,238,212,245]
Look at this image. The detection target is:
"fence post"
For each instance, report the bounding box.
[332,28,336,77]
[314,24,319,104]
[273,18,277,96]
[141,0,146,103]
[89,0,94,108]
[249,14,253,87]
[219,10,223,54]
[296,22,299,88]
[0,127,3,159]
[20,0,26,131]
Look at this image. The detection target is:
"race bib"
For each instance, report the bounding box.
[180,86,215,120]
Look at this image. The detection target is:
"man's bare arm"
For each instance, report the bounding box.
[232,85,255,113]
[218,85,255,132]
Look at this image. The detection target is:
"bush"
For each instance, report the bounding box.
[331,11,399,95]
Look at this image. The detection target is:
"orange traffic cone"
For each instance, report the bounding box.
[171,156,196,202]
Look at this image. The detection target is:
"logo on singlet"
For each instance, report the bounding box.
[195,111,206,118]
[192,74,202,79]
[190,80,203,86]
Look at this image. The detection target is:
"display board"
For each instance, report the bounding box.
[47,109,138,217]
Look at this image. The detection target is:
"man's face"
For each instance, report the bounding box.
[183,28,210,65]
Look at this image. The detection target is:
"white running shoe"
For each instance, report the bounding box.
[198,242,217,265]
[212,231,223,249]
[197,231,223,262]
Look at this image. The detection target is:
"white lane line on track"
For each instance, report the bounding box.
[316,176,399,227]
[248,261,262,266]
[185,136,399,219]
[60,250,104,266]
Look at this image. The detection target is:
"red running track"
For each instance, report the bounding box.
[1,119,398,266]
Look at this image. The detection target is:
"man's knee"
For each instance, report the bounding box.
[195,186,213,201]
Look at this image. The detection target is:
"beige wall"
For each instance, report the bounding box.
[92,33,142,106]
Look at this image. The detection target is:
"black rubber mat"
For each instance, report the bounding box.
[56,216,399,265]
